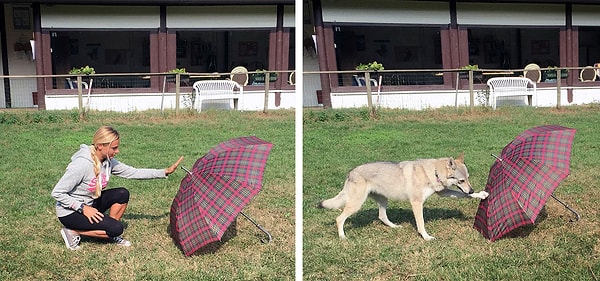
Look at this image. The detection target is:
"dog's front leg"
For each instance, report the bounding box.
[436,189,489,199]
[436,189,470,198]
[469,190,489,199]
[410,200,435,241]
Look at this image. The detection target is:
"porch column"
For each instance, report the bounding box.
[563,4,575,103]
[312,0,332,108]
[32,3,46,110]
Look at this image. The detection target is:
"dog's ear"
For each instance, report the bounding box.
[456,152,465,164]
[447,157,457,170]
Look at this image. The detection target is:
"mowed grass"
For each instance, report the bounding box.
[0,109,295,280]
[303,105,600,280]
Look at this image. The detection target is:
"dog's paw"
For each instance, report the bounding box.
[470,191,489,199]
[422,235,436,241]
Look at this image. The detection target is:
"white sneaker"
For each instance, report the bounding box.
[110,236,132,247]
[60,228,81,250]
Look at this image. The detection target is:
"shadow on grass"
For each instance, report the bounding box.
[123,212,169,220]
[167,219,238,256]
[322,207,469,233]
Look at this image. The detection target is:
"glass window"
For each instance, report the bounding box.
[50,30,151,89]
[467,27,560,69]
[176,30,270,73]
[50,31,151,75]
[334,25,442,70]
[333,25,443,86]
[578,27,600,66]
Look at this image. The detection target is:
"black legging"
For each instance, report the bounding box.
[58,187,130,238]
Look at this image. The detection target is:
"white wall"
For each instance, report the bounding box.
[457,3,564,26]
[41,5,160,28]
[322,0,450,25]
[167,6,277,28]
[45,90,295,112]
[573,5,600,26]
[330,87,600,110]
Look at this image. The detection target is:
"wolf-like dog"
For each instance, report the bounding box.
[319,153,488,241]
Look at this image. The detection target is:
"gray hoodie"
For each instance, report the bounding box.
[51,144,167,217]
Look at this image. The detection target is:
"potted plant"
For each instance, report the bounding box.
[67,65,95,89]
[459,64,479,79]
[166,68,189,84]
[69,65,96,75]
[354,61,384,86]
[355,61,384,72]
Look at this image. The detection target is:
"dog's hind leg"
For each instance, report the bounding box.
[410,200,435,241]
[335,189,369,239]
[370,193,400,228]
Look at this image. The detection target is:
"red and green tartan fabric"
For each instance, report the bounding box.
[170,136,272,256]
[474,125,576,241]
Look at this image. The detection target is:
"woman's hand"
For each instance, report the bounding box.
[82,205,104,224]
[165,156,184,176]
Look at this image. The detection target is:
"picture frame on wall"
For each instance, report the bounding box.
[13,7,30,30]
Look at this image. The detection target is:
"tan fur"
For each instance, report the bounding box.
[319,153,488,241]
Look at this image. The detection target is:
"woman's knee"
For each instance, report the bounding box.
[104,220,124,237]
[114,187,130,204]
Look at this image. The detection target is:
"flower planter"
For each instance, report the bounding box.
[251,73,278,84]
[459,71,483,80]
[544,70,568,80]
[166,74,190,84]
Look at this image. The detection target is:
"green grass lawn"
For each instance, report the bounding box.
[303,105,600,280]
[0,109,295,280]
[3,105,600,280]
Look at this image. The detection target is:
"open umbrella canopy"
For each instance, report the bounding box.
[474,125,576,242]
[170,136,273,256]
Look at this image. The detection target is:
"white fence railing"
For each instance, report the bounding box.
[0,70,296,114]
[303,67,600,112]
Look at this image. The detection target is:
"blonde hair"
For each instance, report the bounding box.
[89,126,120,198]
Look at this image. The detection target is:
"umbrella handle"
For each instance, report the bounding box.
[491,154,503,161]
[551,194,581,222]
[181,166,192,175]
[240,211,272,243]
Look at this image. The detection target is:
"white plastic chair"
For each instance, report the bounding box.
[192,80,243,112]
[230,66,249,86]
[579,66,597,82]
[66,78,89,89]
[288,71,295,85]
[353,75,378,86]
[523,63,541,83]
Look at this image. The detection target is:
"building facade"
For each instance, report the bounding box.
[0,0,295,110]
[304,0,600,109]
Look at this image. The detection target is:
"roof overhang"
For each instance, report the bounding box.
[2,0,294,5]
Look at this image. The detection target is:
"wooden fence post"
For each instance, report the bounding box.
[365,71,375,118]
[263,72,270,113]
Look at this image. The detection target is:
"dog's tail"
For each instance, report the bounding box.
[318,179,349,209]
[318,191,347,209]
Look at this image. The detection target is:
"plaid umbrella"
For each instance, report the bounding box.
[473,125,577,242]
[170,136,273,256]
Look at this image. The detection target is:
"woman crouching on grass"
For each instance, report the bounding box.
[51,126,183,250]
